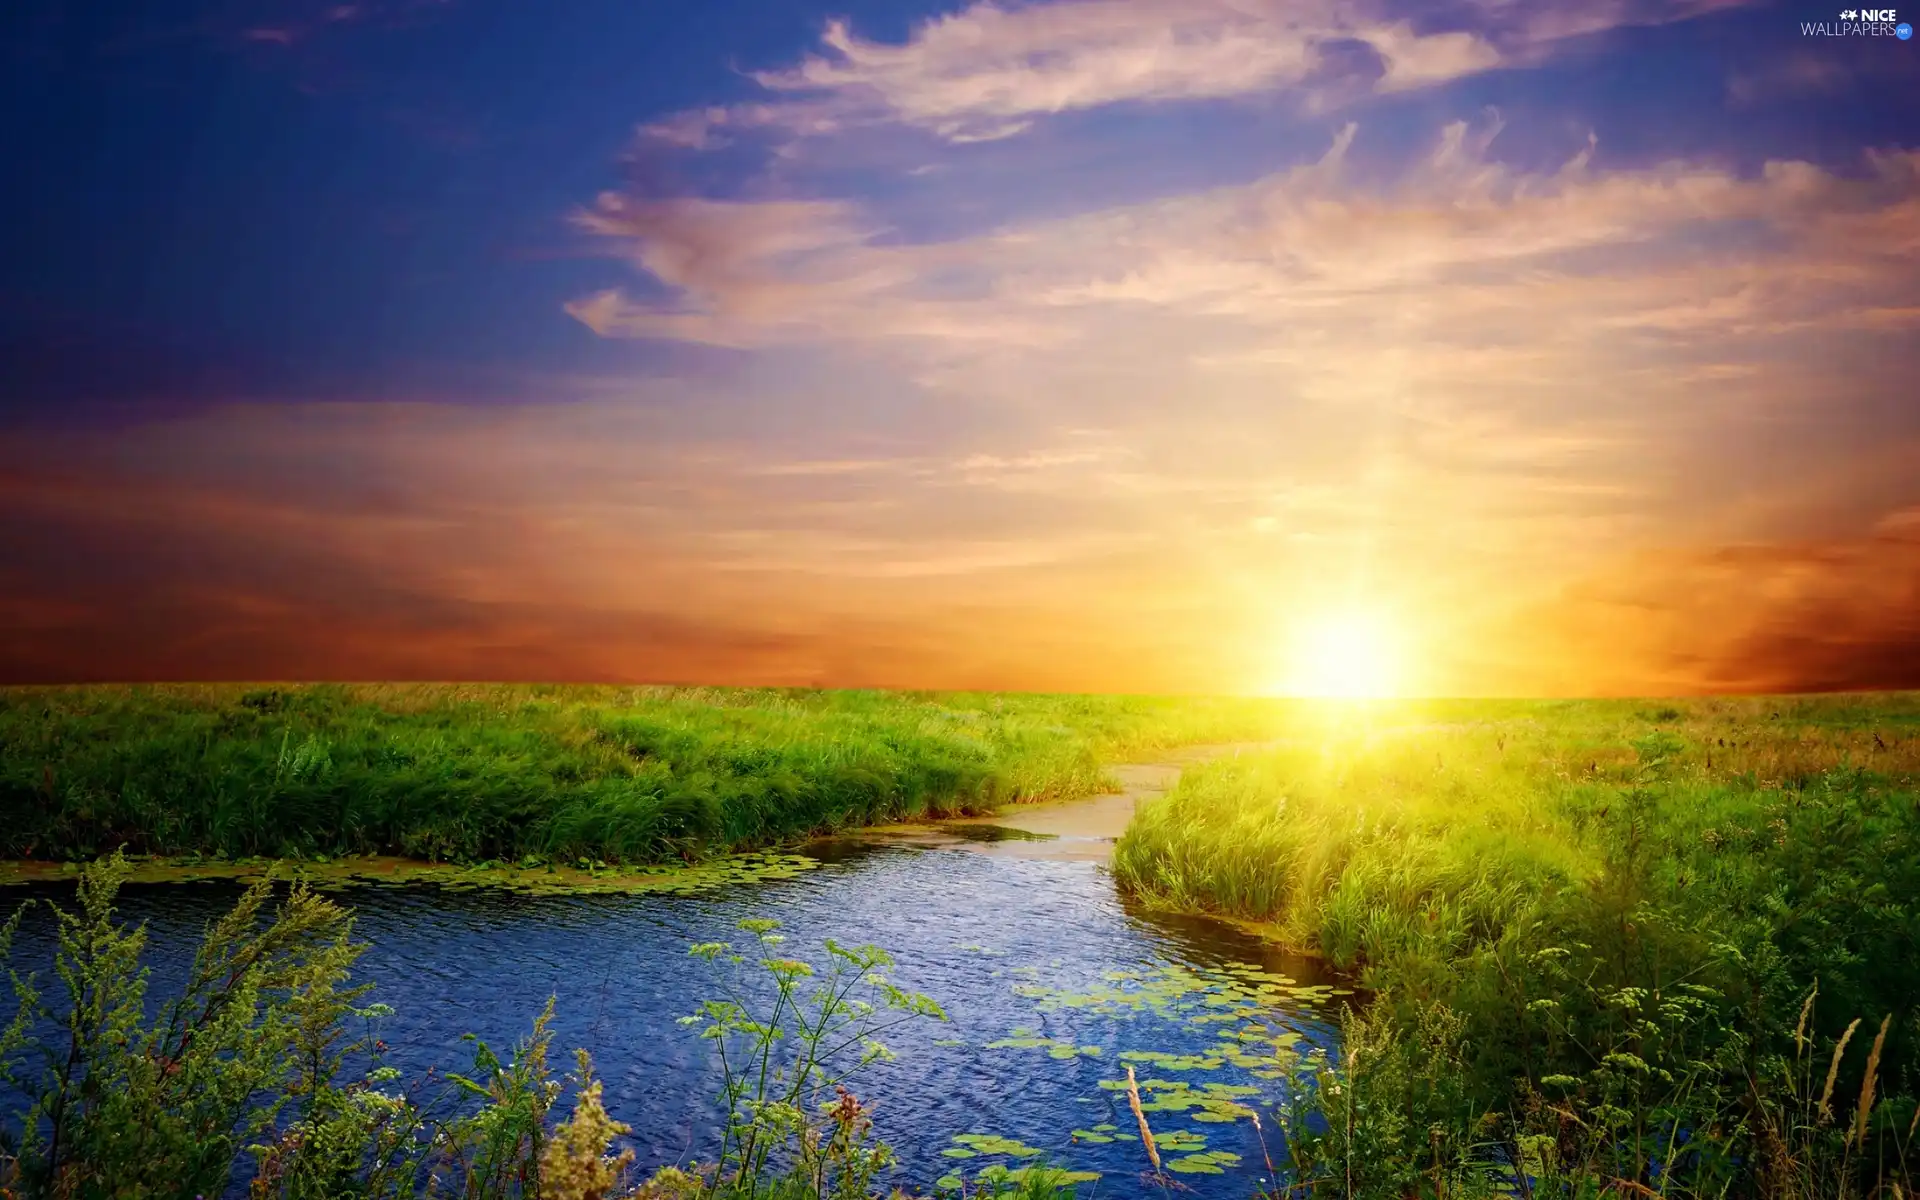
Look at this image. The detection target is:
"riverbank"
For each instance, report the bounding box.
[1113,694,1920,1196]
[0,684,1291,866]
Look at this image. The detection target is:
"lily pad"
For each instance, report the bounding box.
[950,1133,1044,1158]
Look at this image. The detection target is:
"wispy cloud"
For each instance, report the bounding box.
[634,0,1752,148]
[566,194,1059,347]
[0,399,1252,690]
[234,0,440,48]
[572,121,1920,380]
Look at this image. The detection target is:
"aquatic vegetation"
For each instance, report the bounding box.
[943,1134,1044,1158]
[932,1136,1100,1195]
[971,1163,1100,1188]
[1005,960,1330,1099]
[982,1031,1102,1059]
[0,683,1289,868]
[1166,1151,1240,1175]
[932,1163,1098,1196]
[1114,695,1920,1197]
[0,849,825,896]
[1067,1124,1120,1145]
[973,954,1329,1196]
[673,917,949,1198]
[1127,1079,1257,1122]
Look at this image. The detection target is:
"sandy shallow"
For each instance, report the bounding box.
[823,742,1276,862]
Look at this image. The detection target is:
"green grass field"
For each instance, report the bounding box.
[1115,694,1920,1196]
[0,683,1288,865]
[6,686,1918,1196]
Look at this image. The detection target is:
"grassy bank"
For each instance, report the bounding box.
[1114,695,1920,1196]
[0,684,1287,866]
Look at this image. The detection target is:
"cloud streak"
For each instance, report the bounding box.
[571,121,1920,392]
[636,0,1751,148]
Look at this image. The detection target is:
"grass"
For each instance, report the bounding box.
[1113,694,1920,1197]
[0,683,1289,867]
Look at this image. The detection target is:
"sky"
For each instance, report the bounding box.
[1,0,1916,696]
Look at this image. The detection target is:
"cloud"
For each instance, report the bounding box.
[7,354,1617,694]
[566,193,1060,347]
[1475,497,1920,695]
[573,123,1920,392]
[5,364,1917,693]
[230,0,433,47]
[1726,52,1851,107]
[635,0,1751,148]
[0,397,1254,691]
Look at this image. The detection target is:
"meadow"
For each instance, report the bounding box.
[0,684,1289,866]
[1115,694,1920,1196]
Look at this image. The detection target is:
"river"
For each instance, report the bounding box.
[2,748,1346,1197]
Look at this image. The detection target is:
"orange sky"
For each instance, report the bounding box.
[2,0,1917,695]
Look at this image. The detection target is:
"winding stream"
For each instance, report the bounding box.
[4,747,1346,1196]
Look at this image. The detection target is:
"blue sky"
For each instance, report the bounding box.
[1,0,1916,692]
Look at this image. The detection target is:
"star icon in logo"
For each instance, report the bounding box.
[1841,7,1858,16]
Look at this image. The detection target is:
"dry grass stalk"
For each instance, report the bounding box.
[1851,1014,1891,1149]
[1124,1065,1161,1173]
[1249,1111,1280,1185]
[1795,985,1818,1057]
[1821,1018,1862,1123]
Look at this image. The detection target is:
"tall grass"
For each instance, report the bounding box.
[1114,695,1920,1197]
[0,684,1288,866]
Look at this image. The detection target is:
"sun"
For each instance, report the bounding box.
[1278,610,1402,699]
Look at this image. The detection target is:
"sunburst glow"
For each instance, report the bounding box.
[1278,610,1402,699]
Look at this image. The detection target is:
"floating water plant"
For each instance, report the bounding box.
[1166,1149,1242,1175]
[947,1133,1045,1158]
[984,1032,1103,1059]
[0,850,825,896]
